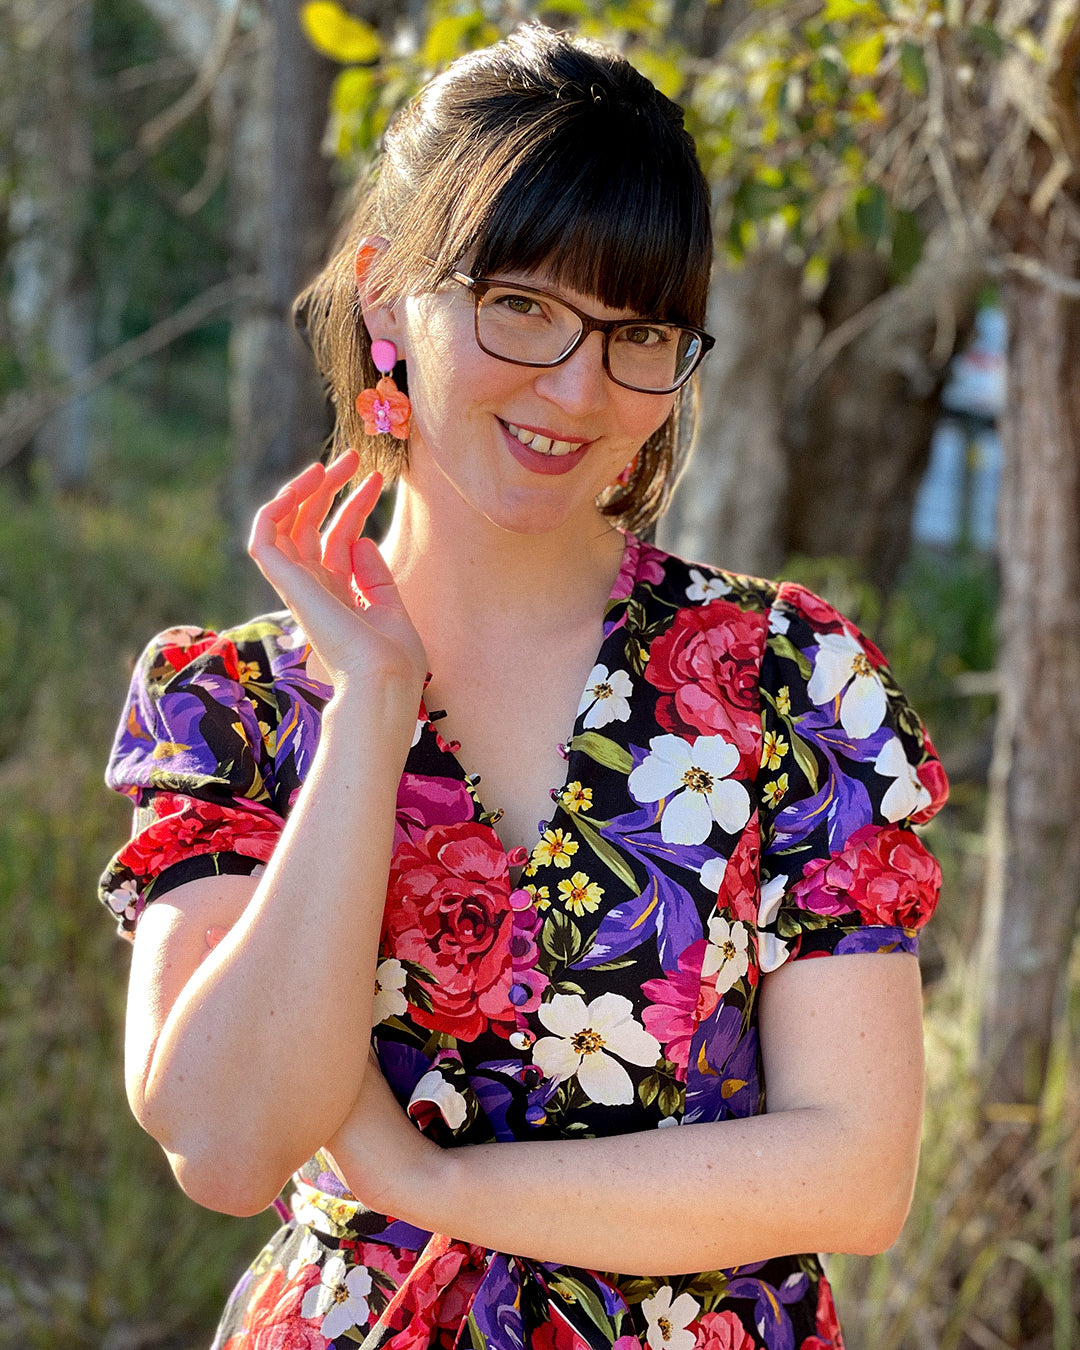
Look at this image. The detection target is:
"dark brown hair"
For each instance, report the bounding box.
[296,23,712,533]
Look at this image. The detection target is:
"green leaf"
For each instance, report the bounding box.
[584,958,637,972]
[899,40,928,94]
[569,731,633,775]
[657,1082,683,1117]
[766,633,812,681]
[967,22,1005,59]
[638,1073,660,1107]
[788,732,820,793]
[572,813,640,891]
[854,184,888,245]
[301,2,380,64]
[541,909,584,964]
[891,209,923,280]
[823,0,878,19]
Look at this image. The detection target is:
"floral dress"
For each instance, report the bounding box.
[100,536,948,1350]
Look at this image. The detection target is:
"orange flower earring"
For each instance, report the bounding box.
[356,339,411,440]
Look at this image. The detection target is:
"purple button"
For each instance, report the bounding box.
[508,983,531,1006]
[508,887,532,911]
[526,1104,547,1126]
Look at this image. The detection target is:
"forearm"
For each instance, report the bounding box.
[335,1104,917,1275]
[137,687,413,1201]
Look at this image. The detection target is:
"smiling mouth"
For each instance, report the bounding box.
[503,421,587,458]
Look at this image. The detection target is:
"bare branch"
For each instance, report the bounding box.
[990,251,1080,297]
[0,276,260,471]
[137,0,242,152]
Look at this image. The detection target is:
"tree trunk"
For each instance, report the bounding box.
[656,249,804,575]
[977,234,1080,1105]
[6,0,94,490]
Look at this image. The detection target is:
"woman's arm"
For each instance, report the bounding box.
[123,454,427,1216]
[326,952,925,1273]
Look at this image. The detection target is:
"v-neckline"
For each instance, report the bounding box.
[416,532,642,873]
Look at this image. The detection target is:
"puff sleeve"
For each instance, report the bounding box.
[98,617,323,936]
[754,582,949,971]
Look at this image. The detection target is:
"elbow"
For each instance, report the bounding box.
[835,1147,919,1256]
[131,1093,295,1217]
[169,1146,289,1217]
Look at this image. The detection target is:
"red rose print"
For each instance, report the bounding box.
[384,821,517,1040]
[646,600,766,770]
[798,1276,845,1349]
[221,1264,328,1350]
[912,747,949,825]
[779,584,844,635]
[642,939,719,1081]
[716,820,761,929]
[116,793,282,888]
[692,1310,756,1350]
[790,824,940,931]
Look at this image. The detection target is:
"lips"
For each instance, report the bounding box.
[498,419,592,477]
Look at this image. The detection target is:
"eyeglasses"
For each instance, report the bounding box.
[446,270,714,395]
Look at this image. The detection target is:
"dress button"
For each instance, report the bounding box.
[508,983,531,1007]
[510,1030,534,1051]
[521,1065,543,1088]
[508,887,533,911]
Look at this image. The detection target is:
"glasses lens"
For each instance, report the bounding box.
[608,325,700,393]
[475,285,582,365]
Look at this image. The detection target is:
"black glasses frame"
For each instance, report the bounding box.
[447,270,715,395]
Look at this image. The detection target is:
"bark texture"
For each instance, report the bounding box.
[978,240,1080,1104]
[657,249,804,575]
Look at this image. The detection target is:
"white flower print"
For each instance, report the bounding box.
[372,958,408,1025]
[768,606,791,635]
[700,855,727,895]
[641,1285,700,1350]
[105,879,139,926]
[408,1068,468,1131]
[701,915,750,994]
[875,735,932,822]
[533,992,660,1106]
[628,734,751,845]
[578,664,633,729]
[806,629,887,739]
[757,875,790,973]
[287,1227,323,1277]
[300,1254,372,1339]
[686,568,731,603]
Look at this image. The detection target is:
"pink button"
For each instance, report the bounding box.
[508,887,533,911]
[506,846,529,867]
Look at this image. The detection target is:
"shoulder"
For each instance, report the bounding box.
[129,612,312,692]
[626,539,780,617]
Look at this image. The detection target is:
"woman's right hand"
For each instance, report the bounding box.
[248,449,427,700]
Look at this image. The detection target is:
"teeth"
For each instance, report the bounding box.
[505,423,580,457]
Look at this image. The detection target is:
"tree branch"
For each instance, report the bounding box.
[0,276,260,471]
[137,0,242,152]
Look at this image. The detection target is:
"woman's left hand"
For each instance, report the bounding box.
[323,1052,441,1213]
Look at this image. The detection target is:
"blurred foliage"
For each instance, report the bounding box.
[0,357,277,1347]
[301,0,1040,278]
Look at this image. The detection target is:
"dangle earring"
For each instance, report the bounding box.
[356,339,411,440]
[613,452,639,488]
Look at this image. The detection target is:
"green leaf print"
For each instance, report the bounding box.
[572,813,640,891]
[767,632,813,680]
[542,909,584,963]
[569,731,634,775]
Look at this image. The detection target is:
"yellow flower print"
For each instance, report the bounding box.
[763,774,789,808]
[559,782,593,814]
[526,884,551,911]
[237,659,262,684]
[776,685,791,717]
[531,828,579,870]
[761,730,789,770]
[259,720,279,755]
[557,871,604,916]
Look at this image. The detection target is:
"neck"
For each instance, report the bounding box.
[380,479,627,641]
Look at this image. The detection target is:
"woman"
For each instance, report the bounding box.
[100,26,947,1350]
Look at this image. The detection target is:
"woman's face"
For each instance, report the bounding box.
[375,263,676,537]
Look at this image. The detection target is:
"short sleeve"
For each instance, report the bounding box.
[755,581,948,970]
[99,623,291,936]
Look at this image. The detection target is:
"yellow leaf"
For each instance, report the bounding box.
[301,2,380,64]
[721,1078,748,1099]
[422,14,498,69]
[823,0,878,19]
[331,65,374,117]
[630,47,684,100]
[844,32,885,77]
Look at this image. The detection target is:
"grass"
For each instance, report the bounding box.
[0,363,1073,1347]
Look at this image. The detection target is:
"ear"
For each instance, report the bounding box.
[355,235,403,354]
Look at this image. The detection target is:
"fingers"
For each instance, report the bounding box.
[322,470,383,575]
[350,536,399,608]
[292,452,360,557]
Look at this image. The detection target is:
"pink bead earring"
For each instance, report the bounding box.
[356,339,411,440]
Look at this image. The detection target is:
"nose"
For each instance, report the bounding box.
[533,330,609,417]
